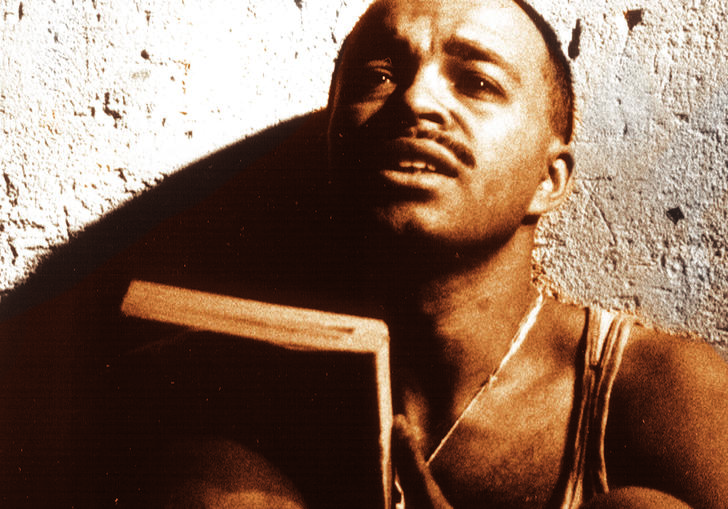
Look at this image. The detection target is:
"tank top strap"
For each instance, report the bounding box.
[559,307,635,509]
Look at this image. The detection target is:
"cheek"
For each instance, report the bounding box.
[329,105,374,143]
[462,146,547,227]
[344,99,387,128]
[469,110,549,185]
[330,79,388,131]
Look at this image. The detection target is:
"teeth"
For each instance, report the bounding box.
[398,160,437,172]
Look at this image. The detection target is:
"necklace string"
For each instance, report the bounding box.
[425,291,545,466]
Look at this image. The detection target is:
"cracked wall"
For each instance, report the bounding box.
[1,0,727,356]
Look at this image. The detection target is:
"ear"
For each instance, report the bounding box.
[526,140,574,216]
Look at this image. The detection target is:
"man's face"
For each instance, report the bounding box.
[328,0,566,248]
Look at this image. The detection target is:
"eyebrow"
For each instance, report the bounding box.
[346,25,409,65]
[443,36,522,85]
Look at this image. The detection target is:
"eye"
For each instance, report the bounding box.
[350,59,397,99]
[364,67,393,88]
[454,69,505,100]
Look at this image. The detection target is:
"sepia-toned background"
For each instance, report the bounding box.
[1,0,726,357]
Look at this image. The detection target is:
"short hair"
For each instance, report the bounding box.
[512,0,575,143]
[328,0,575,144]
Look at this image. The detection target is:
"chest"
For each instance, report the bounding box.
[422,368,578,508]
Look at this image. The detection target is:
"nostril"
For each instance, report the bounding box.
[417,111,448,126]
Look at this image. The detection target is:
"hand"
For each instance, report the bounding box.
[392,415,454,509]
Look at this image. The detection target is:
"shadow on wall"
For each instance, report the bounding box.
[0,108,387,509]
[0,109,345,323]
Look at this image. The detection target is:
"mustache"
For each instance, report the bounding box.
[402,127,476,168]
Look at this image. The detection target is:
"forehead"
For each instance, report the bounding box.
[350,0,549,78]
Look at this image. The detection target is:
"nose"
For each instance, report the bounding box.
[401,63,449,128]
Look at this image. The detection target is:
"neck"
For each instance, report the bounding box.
[384,226,541,420]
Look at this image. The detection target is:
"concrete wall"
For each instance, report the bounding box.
[0,0,371,290]
[530,0,728,358]
[1,0,726,356]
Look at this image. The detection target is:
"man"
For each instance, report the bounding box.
[1,0,726,508]
[325,0,728,507]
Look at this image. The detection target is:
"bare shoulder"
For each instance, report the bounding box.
[617,325,728,405]
[607,323,728,509]
[616,324,728,419]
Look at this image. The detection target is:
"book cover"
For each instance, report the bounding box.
[117,279,392,509]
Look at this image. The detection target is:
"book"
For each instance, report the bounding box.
[119,279,392,509]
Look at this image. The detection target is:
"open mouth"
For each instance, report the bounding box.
[377,138,463,178]
[393,160,439,173]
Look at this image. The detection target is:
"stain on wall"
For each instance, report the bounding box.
[568,19,582,59]
[625,8,644,30]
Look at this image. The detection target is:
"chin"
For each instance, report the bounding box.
[369,206,463,250]
[372,203,434,234]
[373,208,520,258]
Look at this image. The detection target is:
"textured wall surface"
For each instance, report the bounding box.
[1,0,727,356]
[529,0,728,358]
[0,0,370,290]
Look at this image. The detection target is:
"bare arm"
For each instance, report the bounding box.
[604,327,728,509]
[580,487,693,508]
